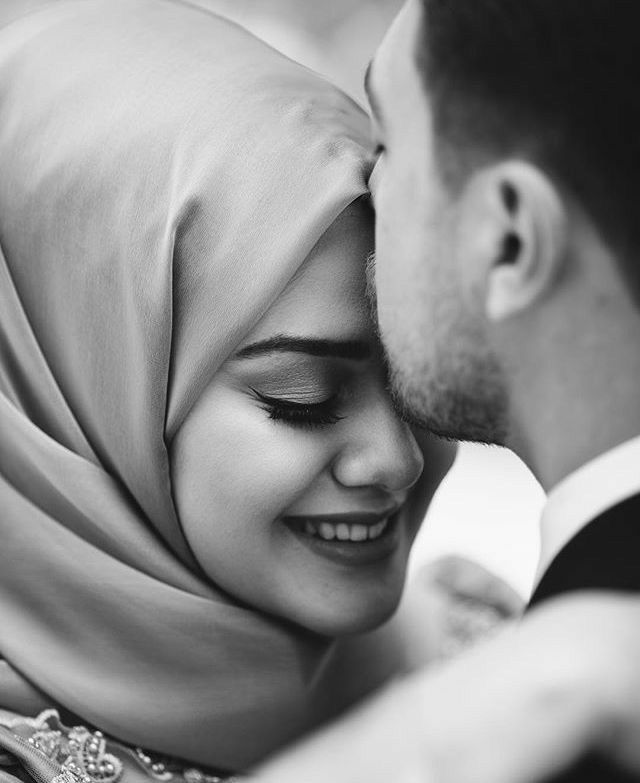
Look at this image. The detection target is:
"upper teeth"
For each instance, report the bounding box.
[303,519,389,542]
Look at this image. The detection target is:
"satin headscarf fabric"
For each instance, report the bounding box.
[0,0,371,770]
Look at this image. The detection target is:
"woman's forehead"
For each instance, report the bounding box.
[240,202,374,347]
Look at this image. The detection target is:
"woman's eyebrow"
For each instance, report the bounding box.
[233,334,371,360]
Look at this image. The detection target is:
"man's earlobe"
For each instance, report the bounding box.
[485,161,567,322]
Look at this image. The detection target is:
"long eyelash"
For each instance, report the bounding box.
[250,388,344,430]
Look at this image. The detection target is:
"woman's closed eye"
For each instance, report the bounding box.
[250,388,344,430]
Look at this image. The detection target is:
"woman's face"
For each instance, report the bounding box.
[172,201,430,636]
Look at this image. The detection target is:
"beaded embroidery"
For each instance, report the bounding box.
[132,749,172,781]
[52,769,91,783]
[0,712,239,783]
[132,749,231,783]
[27,724,122,783]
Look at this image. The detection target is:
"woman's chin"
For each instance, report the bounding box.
[287,584,405,638]
[262,522,414,637]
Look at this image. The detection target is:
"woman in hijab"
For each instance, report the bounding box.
[0,0,462,780]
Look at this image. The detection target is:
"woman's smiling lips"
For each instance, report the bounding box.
[281,509,403,566]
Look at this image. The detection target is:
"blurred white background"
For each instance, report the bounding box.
[191,0,545,599]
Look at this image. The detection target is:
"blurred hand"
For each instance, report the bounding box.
[404,555,524,663]
[256,593,640,783]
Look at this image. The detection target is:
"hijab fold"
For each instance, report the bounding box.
[0,0,371,768]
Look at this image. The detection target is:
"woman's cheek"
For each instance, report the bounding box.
[244,431,332,519]
[206,412,329,519]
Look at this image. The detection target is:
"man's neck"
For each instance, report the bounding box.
[507,336,640,493]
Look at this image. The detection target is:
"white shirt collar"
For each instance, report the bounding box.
[534,434,640,588]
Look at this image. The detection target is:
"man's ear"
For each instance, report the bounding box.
[459,161,567,322]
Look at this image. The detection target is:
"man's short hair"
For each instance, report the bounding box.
[417,0,640,288]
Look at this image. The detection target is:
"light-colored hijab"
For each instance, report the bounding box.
[0,0,372,770]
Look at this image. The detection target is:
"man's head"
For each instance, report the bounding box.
[367,0,640,448]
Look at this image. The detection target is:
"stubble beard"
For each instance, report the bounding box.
[384,313,510,447]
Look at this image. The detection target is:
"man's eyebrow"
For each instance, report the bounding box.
[233,335,371,361]
[364,60,382,121]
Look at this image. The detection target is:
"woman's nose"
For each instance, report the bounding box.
[331,403,425,493]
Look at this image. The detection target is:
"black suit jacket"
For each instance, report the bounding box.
[527,492,640,782]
